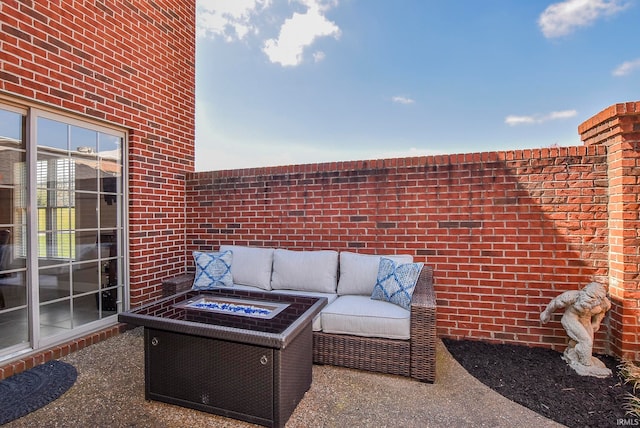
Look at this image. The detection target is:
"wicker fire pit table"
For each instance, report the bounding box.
[118,288,327,428]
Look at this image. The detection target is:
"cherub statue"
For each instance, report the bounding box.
[540,282,612,378]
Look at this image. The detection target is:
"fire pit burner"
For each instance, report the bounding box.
[176,295,290,319]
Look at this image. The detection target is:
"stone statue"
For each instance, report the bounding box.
[540,282,612,378]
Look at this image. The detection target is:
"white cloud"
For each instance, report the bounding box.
[263,1,341,67]
[612,58,640,76]
[538,0,628,38]
[547,110,578,120]
[197,0,271,41]
[392,96,415,105]
[313,51,326,62]
[505,115,536,126]
[505,109,578,126]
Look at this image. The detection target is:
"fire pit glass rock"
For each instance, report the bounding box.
[176,296,290,320]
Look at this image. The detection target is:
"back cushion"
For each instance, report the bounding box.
[337,251,413,295]
[219,245,274,290]
[271,249,339,293]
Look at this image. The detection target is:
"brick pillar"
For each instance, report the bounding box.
[579,102,640,361]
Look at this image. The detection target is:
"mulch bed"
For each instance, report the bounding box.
[442,338,637,428]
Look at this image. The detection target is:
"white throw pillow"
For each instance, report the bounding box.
[270,249,339,293]
[219,245,274,290]
[337,251,413,295]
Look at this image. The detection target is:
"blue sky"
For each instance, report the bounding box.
[195,0,640,171]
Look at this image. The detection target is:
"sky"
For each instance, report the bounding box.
[194,0,640,171]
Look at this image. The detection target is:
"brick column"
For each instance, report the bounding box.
[579,102,640,361]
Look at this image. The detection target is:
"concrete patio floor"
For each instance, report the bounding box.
[5,327,563,427]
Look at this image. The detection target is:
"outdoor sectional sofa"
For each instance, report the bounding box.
[162,246,437,383]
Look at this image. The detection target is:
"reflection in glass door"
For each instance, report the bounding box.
[0,103,125,359]
[0,106,28,351]
[36,115,124,344]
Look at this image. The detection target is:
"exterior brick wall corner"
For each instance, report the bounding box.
[579,102,640,361]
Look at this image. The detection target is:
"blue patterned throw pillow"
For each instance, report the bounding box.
[192,250,233,290]
[371,257,423,310]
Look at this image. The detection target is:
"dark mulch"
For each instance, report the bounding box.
[442,338,636,428]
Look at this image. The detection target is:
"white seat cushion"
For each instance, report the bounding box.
[219,245,274,290]
[225,283,267,292]
[271,249,339,293]
[269,289,337,305]
[320,295,410,340]
[337,251,413,296]
[270,289,337,332]
[213,285,336,332]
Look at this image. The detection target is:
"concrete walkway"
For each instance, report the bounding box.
[6,328,564,427]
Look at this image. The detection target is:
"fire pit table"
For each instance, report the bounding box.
[118,288,327,428]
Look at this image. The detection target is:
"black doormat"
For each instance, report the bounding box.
[0,360,77,425]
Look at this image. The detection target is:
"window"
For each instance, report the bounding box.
[36,157,75,258]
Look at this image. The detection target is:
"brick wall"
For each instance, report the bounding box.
[186,145,617,355]
[0,0,195,305]
[579,102,640,360]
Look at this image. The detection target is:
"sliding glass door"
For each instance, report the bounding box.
[0,103,126,358]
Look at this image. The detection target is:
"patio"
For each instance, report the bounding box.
[1,2,639,426]
[2,0,639,388]
[3,327,561,428]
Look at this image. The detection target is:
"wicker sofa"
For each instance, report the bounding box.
[162,246,436,383]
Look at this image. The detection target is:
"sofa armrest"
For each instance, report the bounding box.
[162,273,195,297]
[411,265,435,309]
[409,265,437,382]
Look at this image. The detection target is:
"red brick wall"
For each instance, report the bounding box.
[0,0,195,305]
[186,146,613,354]
[579,102,640,361]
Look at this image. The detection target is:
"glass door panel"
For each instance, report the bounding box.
[72,261,100,295]
[0,308,28,349]
[0,106,28,351]
[39,300,72,339]
[73,294,100,325]
[36,115,124,345]
[39,265,71,302]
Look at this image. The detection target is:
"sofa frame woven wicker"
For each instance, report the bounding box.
[161,265,436,383]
